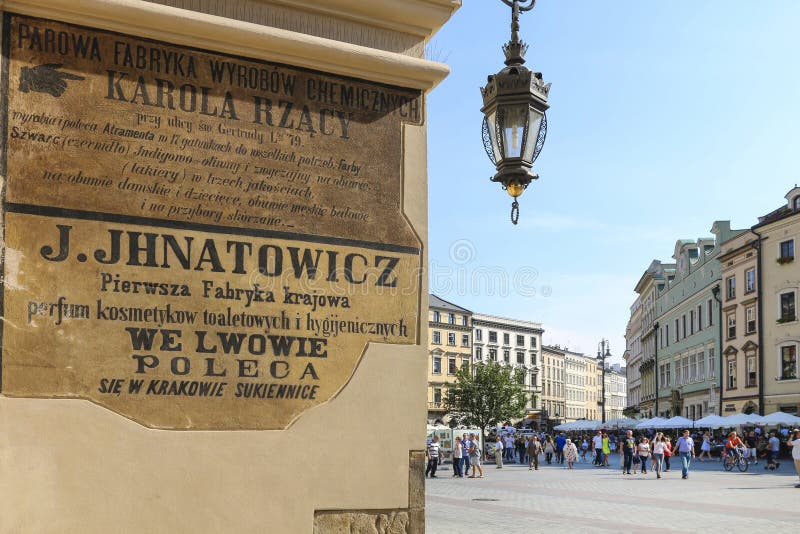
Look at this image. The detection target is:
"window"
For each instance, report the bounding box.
[530,336,537,348]
[432,311,440,323]
[489,348,497,361]
[780,240,794,261]
[708,299,714,326]
[780,346,797,380]
[780,292,796,322]
[432,331,441,344]
[726,276,736,300]
[665,324,669,347]
[674,319,679,342]
[503,350,510,363]
[727,359,736,389]
[682,356,690,384]
[709,348,716,378]
[682,315,687,339]
[795,196,800,211]
[461,334,469,347]
[745,269,756,293]
[503,333,510,345]
[531,353,537,366]
[697,305,703,331]
[475,347,482,360]
[447,332,456,346]
[516,351,525,364]
[516,335,525,346]
[746,306,756,334]
[690,354,697,381]
[448,313,455,324]
[432,357,441,374]
[488,331,497,343]
[690,310,695,335]
[727,313,736,339]
[697,351,706,381]
[746,355,756,387]
[448,357,457,374]
[475,329,483,342]
[433,387,442,404]
[462,315,468,326]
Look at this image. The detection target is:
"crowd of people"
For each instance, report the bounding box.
[426,426,800,487]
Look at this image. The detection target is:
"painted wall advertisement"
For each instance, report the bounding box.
[0,14,422,429]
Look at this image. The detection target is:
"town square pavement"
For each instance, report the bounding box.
[425,456,799,533]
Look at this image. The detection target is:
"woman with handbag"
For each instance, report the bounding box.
[544,436,555,464]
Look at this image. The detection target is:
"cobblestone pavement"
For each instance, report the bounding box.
[425,456,800,533]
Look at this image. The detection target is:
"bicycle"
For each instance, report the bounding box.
[722,447,749,472]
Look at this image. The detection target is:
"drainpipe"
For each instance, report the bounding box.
[653,322,659,417]
[751,229,764,415]
[712,285,723,415]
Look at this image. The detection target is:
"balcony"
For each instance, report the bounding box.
[428,402,446,411]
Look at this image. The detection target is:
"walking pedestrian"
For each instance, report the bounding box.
[580,437,589,462]
[602,432,611,467]
[766,432,781,470]
[564,439,578,469]
[675,429,695,479]
[527,435,542,470]
[592,430,603,466]
[462,434,471,476]
[698,431,712,462]
[452,436,464,478]
[621,430,635,475]
[788,428,800,488]
[663,436,672,471]
[468,436,483,478]
[504,434,514,463]
[544,436,555,464]
[494,435,504,469]
[556,433,567,464]
[425,436,440,478]
[517,435,526,465]
[652,433,665,479]
[638,437,651,474]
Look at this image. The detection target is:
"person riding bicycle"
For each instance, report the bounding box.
[725,431,746,462]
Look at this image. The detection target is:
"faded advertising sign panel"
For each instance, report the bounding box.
[0,14,422,429]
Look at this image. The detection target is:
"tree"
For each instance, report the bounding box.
[444,361,529,440]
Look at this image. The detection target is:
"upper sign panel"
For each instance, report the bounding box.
[0,14,422,429]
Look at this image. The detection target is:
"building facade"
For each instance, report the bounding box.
[625,296,642,413]
[603,364,628,421]
[472,313,543,418]
[427,295,472,424]
[756,187,800,416]
[655,222,746,419]
[719,230,761,415]
[541,345,566,429]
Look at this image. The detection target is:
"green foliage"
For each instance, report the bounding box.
[444,361,528,437]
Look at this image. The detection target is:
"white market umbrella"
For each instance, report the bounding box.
[724,413,765,426]
[761,411,800,426]
[660,416,694,429]
[636,417,668,429]
[695,414,727,429]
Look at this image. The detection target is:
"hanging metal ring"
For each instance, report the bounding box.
[500,0,536,11]
[511,200,520,225]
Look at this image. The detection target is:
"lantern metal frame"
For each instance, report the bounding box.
[480,0,551,224]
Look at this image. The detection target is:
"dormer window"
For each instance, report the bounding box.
[794,196,800,211]
[688,248,699,260]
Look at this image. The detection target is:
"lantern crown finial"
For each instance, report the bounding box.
[501,0,536,65]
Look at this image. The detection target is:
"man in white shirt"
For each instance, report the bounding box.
[592,431,604,466]
[495,436,504,468]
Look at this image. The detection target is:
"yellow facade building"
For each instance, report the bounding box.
[427,294,472,424]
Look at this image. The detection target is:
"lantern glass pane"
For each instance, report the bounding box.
[486,110,501,164]
[523,107,544,163]
[502,104,528,159]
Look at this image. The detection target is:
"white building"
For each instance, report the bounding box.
[603,364,628,421]
[472,313,543,417]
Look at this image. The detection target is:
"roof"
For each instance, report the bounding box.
[428,294,471,314]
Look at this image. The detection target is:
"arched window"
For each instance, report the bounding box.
[794,196,800,211]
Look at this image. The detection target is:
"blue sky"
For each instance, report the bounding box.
[427,1,799,363]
